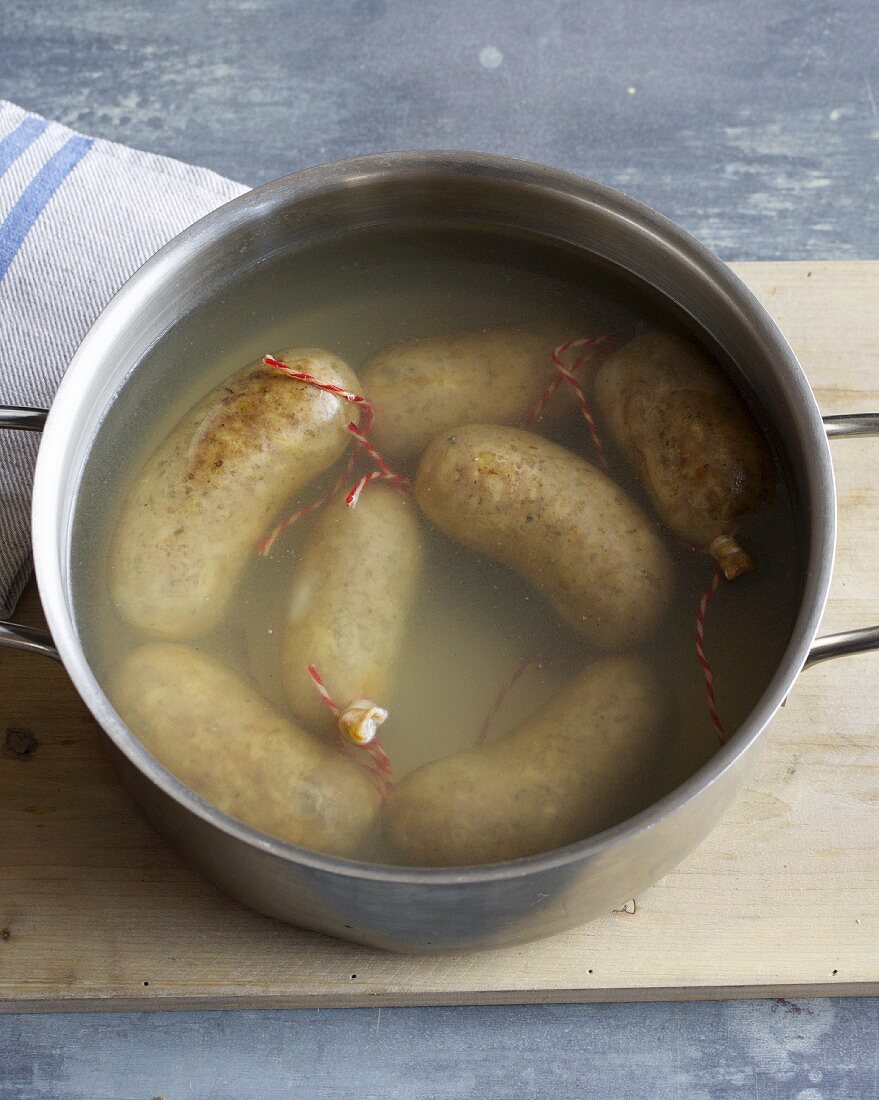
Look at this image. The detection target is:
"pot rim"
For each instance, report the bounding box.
[31,150,836,886]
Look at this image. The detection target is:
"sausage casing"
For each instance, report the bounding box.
[383,655,664,866]
[414,424,673,649]
[109,348,360,640]
[282,486,424,738]
[360,327,576,464]
[594,332,774,563]
[111,643,381,857]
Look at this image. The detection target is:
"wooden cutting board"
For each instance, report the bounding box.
[1,261,877,1013]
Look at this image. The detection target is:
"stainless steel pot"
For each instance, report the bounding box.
[1,153,877,953]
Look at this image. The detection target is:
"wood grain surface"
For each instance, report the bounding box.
[1,261,877,1013]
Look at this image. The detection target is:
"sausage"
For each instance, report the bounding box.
[383,655,664,865]
[109,348,360,639]
[111,643,381,857]
[282,485,424,740]
[593,331,775,578]
[414,424,673,649]
[359,327,579,464]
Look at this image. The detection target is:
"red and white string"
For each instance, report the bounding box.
[306,664,395,796]
[521,337,727,746]
[256,354,411,555]
[695,564,726,745]
[478,657,573,745]
[523,336,611,471]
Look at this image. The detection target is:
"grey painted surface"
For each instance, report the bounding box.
[1,1,878,1097]
[2,999,878,1100]
[3,0,879,261]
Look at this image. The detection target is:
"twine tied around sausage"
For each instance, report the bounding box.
[517,337,728,748]
[480,574,728,750]
[695,565,725,744]
[255,354,411,784]
[306,663,395,796]
[256,354,412,556]
[477,657,574,745]
[523,336,612,471]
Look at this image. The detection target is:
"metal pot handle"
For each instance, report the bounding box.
[1,408,877,668]
[805,413,879,667]
[0,406,59,661]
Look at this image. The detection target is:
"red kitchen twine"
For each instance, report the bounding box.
[478,657,574,745]
[523,336,612,471]
[306,663,395,796]
[342,419,412,506]
[256,355,412,555]
[256,455,357,553]
[695,564,726,745]
[521,344,727,748]
[483,570,728,749]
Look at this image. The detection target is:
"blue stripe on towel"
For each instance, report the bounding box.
[0,133,93,282]
[0,117,49,178]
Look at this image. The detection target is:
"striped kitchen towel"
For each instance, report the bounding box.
[0,101,248,618]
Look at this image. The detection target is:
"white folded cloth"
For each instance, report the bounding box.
[0,100,247,616]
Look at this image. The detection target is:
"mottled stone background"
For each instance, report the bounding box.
[3,999,878,1099]
[1,0,877,1097]
[4,0,878,260]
